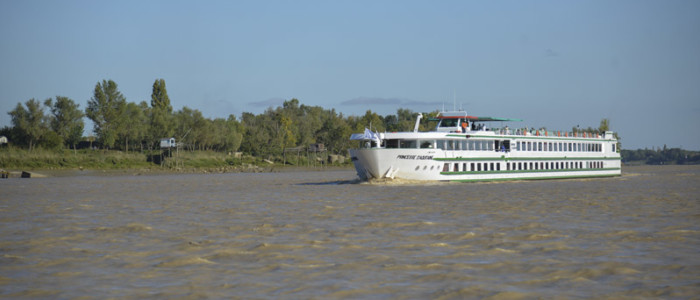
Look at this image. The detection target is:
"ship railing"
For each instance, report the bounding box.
[491,128,603,138]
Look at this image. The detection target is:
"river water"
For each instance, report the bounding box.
[1,165,698,299]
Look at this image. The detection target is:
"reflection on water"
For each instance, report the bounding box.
[1,166,699,298]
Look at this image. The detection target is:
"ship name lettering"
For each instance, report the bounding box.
[397,155,433,160]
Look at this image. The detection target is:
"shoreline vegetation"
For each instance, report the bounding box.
[0,147,352,178]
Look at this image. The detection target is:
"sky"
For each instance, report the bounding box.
[1,0,699,150]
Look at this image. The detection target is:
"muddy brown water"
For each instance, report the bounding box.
[1,165,698,299]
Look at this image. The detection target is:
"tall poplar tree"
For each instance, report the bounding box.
[150,78,174,145]
[86,79,126,149]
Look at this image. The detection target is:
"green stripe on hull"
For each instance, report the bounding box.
[449,173,621,183]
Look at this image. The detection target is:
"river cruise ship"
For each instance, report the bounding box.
[349,111,621,182]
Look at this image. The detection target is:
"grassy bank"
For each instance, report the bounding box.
[0,147,350,172]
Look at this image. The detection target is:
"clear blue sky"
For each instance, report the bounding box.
[1,0,699,150]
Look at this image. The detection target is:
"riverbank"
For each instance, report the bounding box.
[0,148,352,177]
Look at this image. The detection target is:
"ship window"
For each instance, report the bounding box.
[527,142,532,151]
[463,163,467,171]
[437,140,445,150]
[461,140,467,150]
[471,163,475,171]
[454,163,459,172]
[538,142,542,151]
[400,140,417,149]
[488,141,494,151]
[612,144,616,152]
[447,140,455,150]
[518,162,522,170]
[440,118,458,127]
[506,163,510,170]
[443,163,449,172]
[495,163,500,171]
[549,142,553,151]
[420,140,433,149]
[386,139,399,148]
[477,163,482,171]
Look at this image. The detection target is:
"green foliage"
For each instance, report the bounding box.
[150,78,174,143]
[86,79,126,148]
[0,148,152,169]
[8,98,47,151]
[46,96,84,151]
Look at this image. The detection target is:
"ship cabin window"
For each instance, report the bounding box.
[548,142,552,151]
[400,140,417,149]
[494,140,511,152]
[538,142,543,151]
[440,118,458,128]
[420,140,433,148]
[471,163,475,171]
[612,144,616,152]
[447,140,456,150]
[386,139,399,148]
[437,140,445,150]
[487,141,494,151]
[516,141,521,151]
[527,142,532,151]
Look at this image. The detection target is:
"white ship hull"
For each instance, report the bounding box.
[349,112,621,182]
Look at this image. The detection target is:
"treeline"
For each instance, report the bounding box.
[1,79,440,159]
[2,79,244,154]
[622,146,700,165]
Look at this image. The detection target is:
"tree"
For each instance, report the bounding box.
[120,101,149,153]
[150,79,174,144]
[8,98,47,151]
[45,96,84,153]
[86,80,126,149]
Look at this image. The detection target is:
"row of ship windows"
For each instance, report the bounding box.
[516,141,609,152]
[384,139,612,153]
[438,161,607,173]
